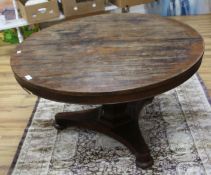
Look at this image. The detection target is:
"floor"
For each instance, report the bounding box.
[0,14,211,175]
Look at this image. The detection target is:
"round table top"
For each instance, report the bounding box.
[11,14,204,104]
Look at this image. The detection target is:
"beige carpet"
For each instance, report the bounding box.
[9,75,211,175]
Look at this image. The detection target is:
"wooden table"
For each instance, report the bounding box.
[10,14,204,169]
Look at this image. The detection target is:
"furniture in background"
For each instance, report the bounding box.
[61,0,105,17]
[10,13,204,168]
[0,0,158,43]
[0,0,116,42]
[17,0,60,24]
[110,0,156,12]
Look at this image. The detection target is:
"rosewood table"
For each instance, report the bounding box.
[10,14,204,169]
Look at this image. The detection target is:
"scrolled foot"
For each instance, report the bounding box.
[135,153,154,169]
[53,121,67,130]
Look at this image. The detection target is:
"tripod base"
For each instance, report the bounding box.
[54,98,154,169]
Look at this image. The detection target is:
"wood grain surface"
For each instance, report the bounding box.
[10,14,204,104]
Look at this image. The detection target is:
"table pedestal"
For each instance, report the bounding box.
[54,98,154,169]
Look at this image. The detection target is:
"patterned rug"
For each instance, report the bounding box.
[9,75,211,175]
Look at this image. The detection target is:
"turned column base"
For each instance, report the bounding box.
[54,98,154,169]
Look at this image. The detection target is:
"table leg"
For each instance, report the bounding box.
[122,5,130,13]
[54,98,154,169]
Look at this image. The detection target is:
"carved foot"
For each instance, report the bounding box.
[136,153,153,169]
[53,121,66,130]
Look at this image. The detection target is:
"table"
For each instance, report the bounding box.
[10,14,204,168]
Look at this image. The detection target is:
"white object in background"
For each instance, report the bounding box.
[0,15,6,24]
[105,4,118,11]
[12,0,24,43]
[0,18,28,31]
[25,0,48,6]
